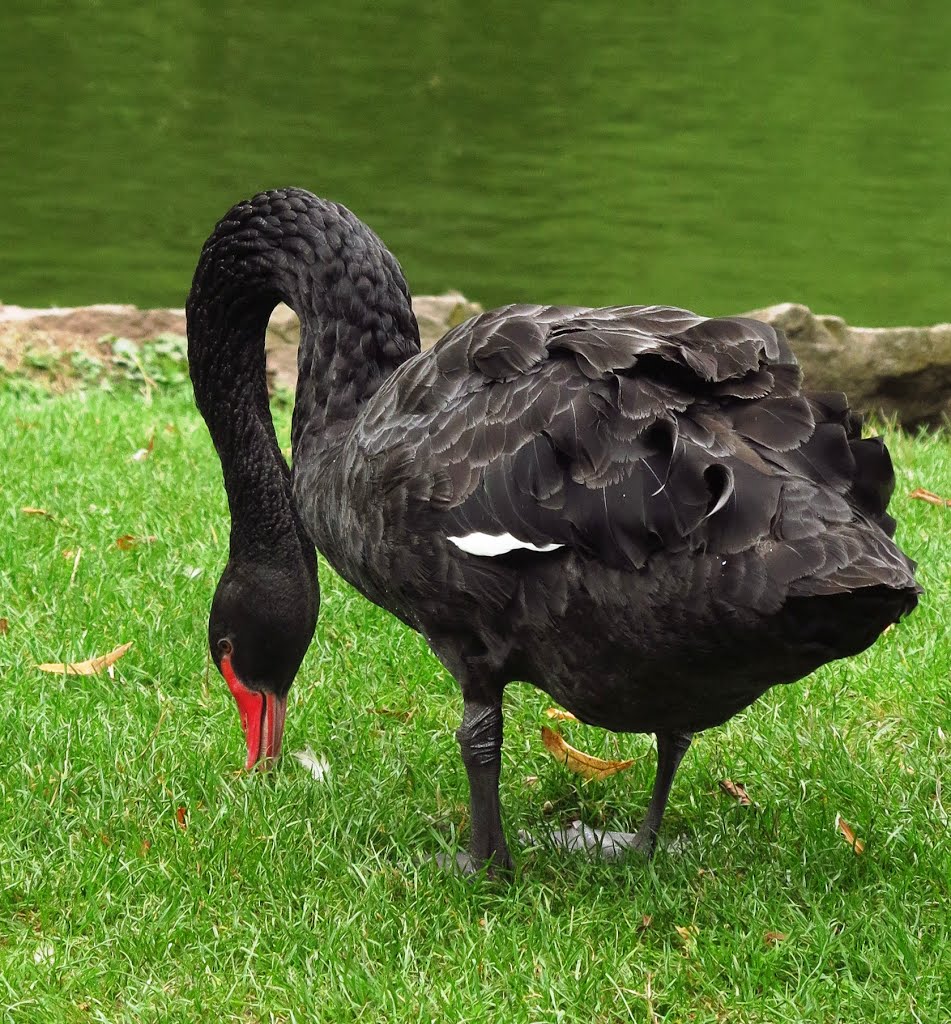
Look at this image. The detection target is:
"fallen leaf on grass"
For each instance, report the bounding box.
[176,807,187,831]
[540,725,634,781]
[115,534,157,551]
[675,924,699,953]
[370,706,414,722]
[545,707,579,722]
[909,487,951,507]
[719,779,752,805]
[764,931,787,946]
[0,618,8,635]
[22,506,52,517]
[638,914,653,931]
[37,641,133,676]
[292,747,331,781]
[835,814,865,855]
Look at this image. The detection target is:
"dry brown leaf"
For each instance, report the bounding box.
[139,839,152,856]
[909,487,951,507]
[37,641,133,676]
[115,534,157,551]
[176,807,188,831]
[638,914,653,931]
[545,707,579,722]
[61,549,76,560]
[370,707,414,722]
[719,779,752,805]
[835,814,865,855]
[675,924,699,953]
[0,617,8,635]
[764,931,787,946]
[540,725,634,780]
[22,506,51,517]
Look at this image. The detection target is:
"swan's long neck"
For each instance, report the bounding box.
[186,187,419,560]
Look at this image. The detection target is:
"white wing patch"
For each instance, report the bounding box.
[448,532,564,557]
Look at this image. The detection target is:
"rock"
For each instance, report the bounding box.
[413,291,484,348]
[743,302,951,429]
[0,292,483,393]
[263,291,483,389]
[0,303,191,385]
[0,302,187,340]
[3,296,948,427]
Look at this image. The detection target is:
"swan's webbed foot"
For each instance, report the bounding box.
[433,847,513,877]
[519,820,651,860]
[522,729,694,862]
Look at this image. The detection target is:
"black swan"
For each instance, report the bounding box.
[187,187,919,872]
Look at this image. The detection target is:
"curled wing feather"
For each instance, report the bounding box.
[356,304,914,594]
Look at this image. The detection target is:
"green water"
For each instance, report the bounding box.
[3,0,950,324]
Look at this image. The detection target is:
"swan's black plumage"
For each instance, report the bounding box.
[188,187,919,871]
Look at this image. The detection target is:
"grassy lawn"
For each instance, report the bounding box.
[0,382,948,1023]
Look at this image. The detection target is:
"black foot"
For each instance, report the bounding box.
[520,731,694,862]
[433,851,481,875]
[519,821,650,861]
[519,820,689,861]
[432,849,513,877]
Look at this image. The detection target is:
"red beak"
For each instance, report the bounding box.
[220,654,287,770]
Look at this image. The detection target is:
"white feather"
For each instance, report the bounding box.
[448,531,564,557]
[292,747,331,782]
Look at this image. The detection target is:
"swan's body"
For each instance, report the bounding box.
[188,188,919,871]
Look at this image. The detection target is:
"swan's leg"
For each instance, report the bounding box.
[629,730,693,854]
[426,640,512,876]
[446,698,511,875]
[526,730,693,860]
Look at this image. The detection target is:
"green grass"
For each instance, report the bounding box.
[0,385,948,1023]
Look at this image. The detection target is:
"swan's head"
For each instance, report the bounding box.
[209,557,318,770]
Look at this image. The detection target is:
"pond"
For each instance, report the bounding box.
[3,0,950,324]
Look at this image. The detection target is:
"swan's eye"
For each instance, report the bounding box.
[218,638,233,657]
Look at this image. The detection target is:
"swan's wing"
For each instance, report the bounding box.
[357,304,911,593]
